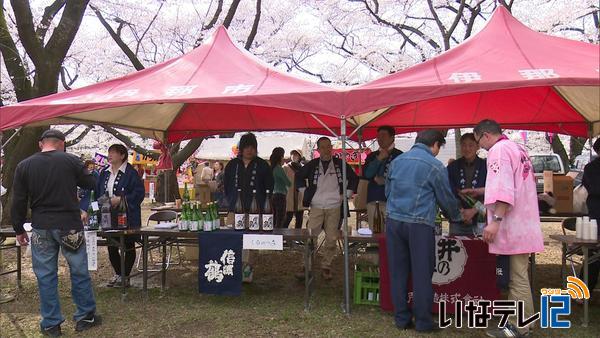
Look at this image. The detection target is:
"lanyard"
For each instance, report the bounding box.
[235,160,258,191]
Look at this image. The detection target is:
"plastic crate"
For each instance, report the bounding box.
[353,264,380,305]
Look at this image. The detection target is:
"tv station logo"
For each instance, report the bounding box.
[438,276,590,329]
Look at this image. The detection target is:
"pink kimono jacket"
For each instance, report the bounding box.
[484,137,544,255]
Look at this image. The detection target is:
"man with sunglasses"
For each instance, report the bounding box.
[474,120,544,338]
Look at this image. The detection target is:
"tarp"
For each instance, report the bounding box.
[0,27,345,142]
[347,7,600,139]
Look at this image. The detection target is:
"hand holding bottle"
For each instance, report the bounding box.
[461,208,477,222]
[110,196,121,208]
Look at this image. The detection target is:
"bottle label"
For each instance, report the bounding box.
[117,214,127,228]
[101,213,111,229]
[190,220,199,231]
[248,214,260,231]
[234,214,245,230]
[262,214,273,231]
[204,220,212,232]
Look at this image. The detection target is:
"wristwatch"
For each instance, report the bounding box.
[492,215,503,222]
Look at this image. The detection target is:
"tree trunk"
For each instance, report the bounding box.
[569,136,586,165]
[548,135,570,172]
[156,170,180,203]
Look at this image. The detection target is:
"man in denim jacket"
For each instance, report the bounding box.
[385,130,468,332]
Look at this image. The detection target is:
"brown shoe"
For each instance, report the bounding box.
[322,268,333,280]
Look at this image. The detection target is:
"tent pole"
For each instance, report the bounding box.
[310,114,339,138]
[357,129,363,176]
[0,131,3,223]
[589,124,594,162]
[340,116,351,315]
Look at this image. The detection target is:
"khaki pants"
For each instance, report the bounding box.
[508,254,534,333]
[306,207,340,269]
[366,201,386,230]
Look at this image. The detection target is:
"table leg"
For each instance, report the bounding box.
[560,243,567,289]
[583,246,589,327]
[120,235,127,301]
[143,234,148,300]
[161,240,167,292]
[304,239,310,311]
[529,253,535,297]
[16,245,22,289]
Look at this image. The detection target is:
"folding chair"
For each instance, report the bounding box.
[135,211,182,272]
[561,217,583,276]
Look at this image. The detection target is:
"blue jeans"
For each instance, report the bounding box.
[31,229,96,329]
[385,218,435,331]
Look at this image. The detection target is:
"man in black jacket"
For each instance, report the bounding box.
[580,138,600,293]
[296,137,358,280]
[363,126,403,231]
[11,129,101,336]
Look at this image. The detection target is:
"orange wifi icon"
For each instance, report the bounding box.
[566,276,590,300]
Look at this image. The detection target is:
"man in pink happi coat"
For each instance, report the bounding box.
[472,120,544,338]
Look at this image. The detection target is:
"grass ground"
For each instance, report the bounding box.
[1,207,598,337]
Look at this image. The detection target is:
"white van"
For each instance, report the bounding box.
[530,154,566,193]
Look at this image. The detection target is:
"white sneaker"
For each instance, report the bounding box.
[107,275,120,288]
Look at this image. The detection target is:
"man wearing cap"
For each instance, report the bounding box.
[11,129,102,336]
[364,126,403,231]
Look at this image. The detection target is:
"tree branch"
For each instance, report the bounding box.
[222,0,242,28]
[60,66,77,90]
[44,0,90,65]
[203,0,223,30]
[172,138,204,167]
[135,1,164,56]
[35,0,66,42]
[9,0,44,66]
[62,124,78,136]
[103,126,159,160]
[90,4,145,71]
[0,2,34,101]
[361,0,440,51]
[244,0,261,50]
[65,125,92,147]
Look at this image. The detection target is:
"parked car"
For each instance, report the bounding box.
[530,154,566,193]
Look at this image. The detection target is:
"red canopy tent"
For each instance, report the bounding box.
[344,7,599,140]
[0,26,347,142]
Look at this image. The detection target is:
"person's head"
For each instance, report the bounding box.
[239,133,258,160]
[415,130,446,157]
[317,137,333,160]
[376,126,395,149]
[84,160,96,172]
[473,119,503,151]
[459,133,479,162]
[269,147,285,169]
[213,161,223,171]
[38,129,65,152]
[290,149,302,163]
[204,161,210,167]
[593,138,600,156]
[108,144,128,166]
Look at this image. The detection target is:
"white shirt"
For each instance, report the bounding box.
[311,161,342,209]
[107,162,127,197]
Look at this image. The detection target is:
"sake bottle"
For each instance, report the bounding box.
[234,189,245,231]
[248,190,260,231]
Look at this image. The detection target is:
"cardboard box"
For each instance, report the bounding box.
[353,179,369,210]
[552,175,573,213]
[542,170,554,193]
